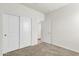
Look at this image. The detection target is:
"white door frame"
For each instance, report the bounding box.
[2,13,20,54]
[2,13,32,54]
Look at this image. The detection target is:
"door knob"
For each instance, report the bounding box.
[4,34,7,37]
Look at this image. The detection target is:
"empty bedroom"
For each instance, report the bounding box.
[0,3,79,56]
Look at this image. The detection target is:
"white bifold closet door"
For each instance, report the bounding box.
[2,14,32,53]
[20,16,32,48]
[2,14,19,53]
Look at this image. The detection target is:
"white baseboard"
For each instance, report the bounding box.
[0,49,2,56]
[52,43,79,53]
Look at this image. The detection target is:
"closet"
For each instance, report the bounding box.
[2,14,32,54]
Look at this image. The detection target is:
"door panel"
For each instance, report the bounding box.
[2,14,19,53]
[20,16,31,48]
[41,19,52,44]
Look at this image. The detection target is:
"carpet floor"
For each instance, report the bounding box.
[4,42,79,56]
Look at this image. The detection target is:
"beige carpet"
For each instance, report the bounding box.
[4,42,79,56]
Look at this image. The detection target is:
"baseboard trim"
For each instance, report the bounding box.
[0,49,2,56]
[52,43,79,54]
[43,42,79,54]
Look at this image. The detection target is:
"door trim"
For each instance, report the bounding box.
[2,13,20,54]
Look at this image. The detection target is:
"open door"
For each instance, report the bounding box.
[41,19,52,44]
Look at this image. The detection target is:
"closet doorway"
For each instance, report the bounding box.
[2,14,32,54]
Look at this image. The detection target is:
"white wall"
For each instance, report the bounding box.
[0,3,44,47]
[43,4,79,52]
[0,14,2,55]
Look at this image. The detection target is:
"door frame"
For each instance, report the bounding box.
[2,13,32,55]
[2,13,20,54]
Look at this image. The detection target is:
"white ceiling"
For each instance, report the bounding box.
[22,3,69,14]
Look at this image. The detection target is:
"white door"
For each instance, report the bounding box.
[41,19,52,44]
[20,16,31,48]
[2,14,19,53]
